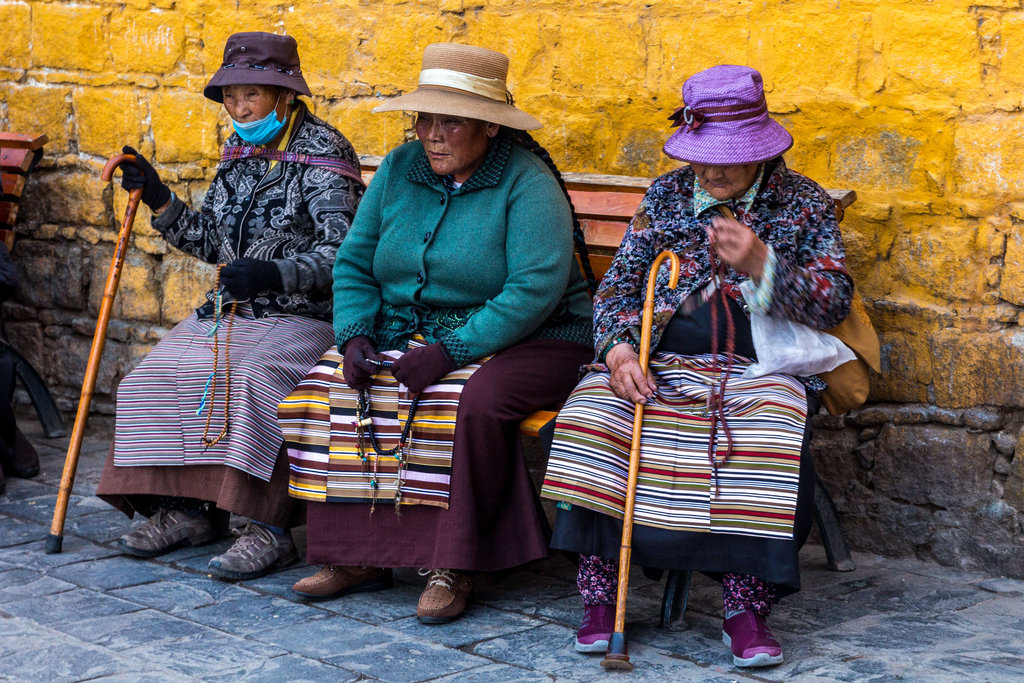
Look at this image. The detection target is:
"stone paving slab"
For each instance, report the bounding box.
[2,419,1024,681]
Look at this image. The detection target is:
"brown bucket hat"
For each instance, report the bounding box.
[204,32,312,103]
[373,43,541,130]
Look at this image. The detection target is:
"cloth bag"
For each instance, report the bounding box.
[740,302,857,379]
[818,290,880,415]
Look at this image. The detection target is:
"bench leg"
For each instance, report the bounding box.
[813,474,855,572]
[7,346,67,438]
[659,569,691,631]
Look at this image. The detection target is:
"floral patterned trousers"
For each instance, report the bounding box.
[578,554,778,617]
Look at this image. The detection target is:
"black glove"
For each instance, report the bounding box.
[220,258,283,300]
[342,336,382,390]
[118,146,172,211]
[391,342,457,394]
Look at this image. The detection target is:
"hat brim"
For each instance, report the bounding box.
[663,118,793,165]
[373,87,541,130]
[204,67,312,103]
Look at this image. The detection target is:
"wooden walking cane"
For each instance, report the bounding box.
[46,153,141,553]
[601,250,680,671]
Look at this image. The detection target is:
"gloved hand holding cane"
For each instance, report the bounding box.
[117,145,172,212]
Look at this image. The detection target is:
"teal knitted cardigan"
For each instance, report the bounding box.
[332,134,593,366]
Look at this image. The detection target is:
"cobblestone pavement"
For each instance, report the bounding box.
[2,418,1024,682]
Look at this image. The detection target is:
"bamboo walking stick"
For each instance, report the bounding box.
[46,153,141,553]
[601,250,680,671]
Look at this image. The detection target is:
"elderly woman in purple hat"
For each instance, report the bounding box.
[96,31,364,580]
[541,64,853,667]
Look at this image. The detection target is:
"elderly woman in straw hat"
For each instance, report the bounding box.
[541,65,853,666]
[96,31,364,580]
[279,43,593,623]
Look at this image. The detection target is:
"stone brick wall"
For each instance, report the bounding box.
[3,1,1024,575]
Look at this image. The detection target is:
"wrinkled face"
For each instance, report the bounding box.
[415,113,500,183]
[690,162,761,201]
[222,84,287,123]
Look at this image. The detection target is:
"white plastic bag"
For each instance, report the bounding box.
[742,312,856,379]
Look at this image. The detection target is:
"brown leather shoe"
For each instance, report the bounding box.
[416,568,474,624]
[292,565,392,601]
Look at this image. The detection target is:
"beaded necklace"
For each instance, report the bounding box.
[705,206,739,495]
[354,358,421,513]
[198,264,238,448]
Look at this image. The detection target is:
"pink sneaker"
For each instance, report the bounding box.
[722,610,784,667]
[575,604,615,653]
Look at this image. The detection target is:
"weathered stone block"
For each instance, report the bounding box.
[963,406,1006,431]
[73,88,146,157]
[150,90,221,163]
[876,7,980,97]
[88,248,161,323]
[160,252,216,325]
[109,9,186,74]
[21,172,108,227]
[31,4,109,72]
[0,3,31,66]
[3,85,71,154]
[953,114,1024,199]
[871,424,993,510]
[13,241,88,311]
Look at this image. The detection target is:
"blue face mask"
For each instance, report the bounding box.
[232,106,287,146]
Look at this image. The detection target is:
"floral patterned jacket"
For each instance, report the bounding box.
[152,103,363,321]
[594,159,853,360]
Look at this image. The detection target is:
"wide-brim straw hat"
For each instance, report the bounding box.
[204,32,312,103]
[663,65,792,165]
[373,43,541,130]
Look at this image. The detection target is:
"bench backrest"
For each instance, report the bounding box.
[359,154,856,288]
[0,132,48,250]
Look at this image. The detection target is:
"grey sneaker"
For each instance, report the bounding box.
[207,522,298,580]
[118,509,216,558]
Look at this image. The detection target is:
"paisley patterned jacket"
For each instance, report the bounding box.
[594,159,853,360]
[152,102,363,321]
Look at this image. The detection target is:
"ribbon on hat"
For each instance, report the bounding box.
[418,68,508,102]
[668,96,770,132]
[668,106,706,131]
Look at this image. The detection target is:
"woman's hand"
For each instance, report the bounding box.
[220,258,283,300]
[341,336,382,390]
[708,215,768,282]
[391,343,457,394]
[118,146,172,213]
[606,342,656,404]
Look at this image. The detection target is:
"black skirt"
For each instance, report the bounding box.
[547,297,815,594]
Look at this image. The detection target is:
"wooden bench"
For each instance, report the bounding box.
[360,154,857,626]
[0,132,67,438]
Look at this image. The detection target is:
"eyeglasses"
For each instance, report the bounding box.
[415,114,475,134]
[221,63,301,75]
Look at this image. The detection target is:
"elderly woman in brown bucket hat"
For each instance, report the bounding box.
[279,43,594,624]
[96,31,364,580]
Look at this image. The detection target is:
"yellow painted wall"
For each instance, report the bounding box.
[3,0,1024,409]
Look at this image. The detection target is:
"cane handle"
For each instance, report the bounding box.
[101,153,139,182]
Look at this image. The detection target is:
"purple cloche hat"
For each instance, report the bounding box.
[662,65,793,165]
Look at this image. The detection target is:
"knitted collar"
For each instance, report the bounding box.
[691,163,765,217]
[407,132,513,193]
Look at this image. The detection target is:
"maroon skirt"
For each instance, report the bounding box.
[97,444,302,528]
[305,339,592,572]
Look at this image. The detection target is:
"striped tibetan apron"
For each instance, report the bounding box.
[113,307,335,481]
[541,353,808,540]
[280,342,486,509]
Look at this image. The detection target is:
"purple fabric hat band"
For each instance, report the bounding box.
[663,65,793,165]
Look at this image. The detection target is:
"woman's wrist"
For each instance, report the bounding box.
[605,342,638,372]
